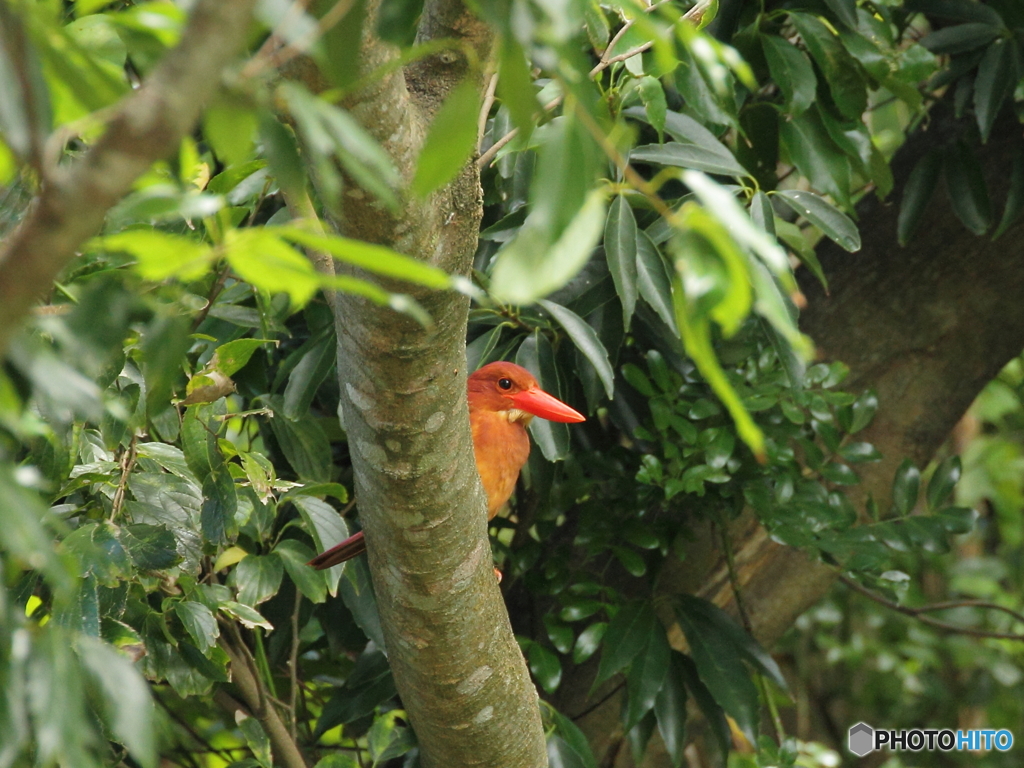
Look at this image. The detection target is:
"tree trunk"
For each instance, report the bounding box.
[323,2,548,766]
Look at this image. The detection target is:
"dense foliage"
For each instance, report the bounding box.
[1,0,1023,767]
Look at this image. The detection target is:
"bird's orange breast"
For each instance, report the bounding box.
[469,406,531,518]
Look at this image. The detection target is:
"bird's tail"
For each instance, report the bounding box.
[307,531,366,569]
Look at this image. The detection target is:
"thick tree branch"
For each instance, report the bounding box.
[321,2,546,766]
[219,632,311,768]
[0,0,258,358]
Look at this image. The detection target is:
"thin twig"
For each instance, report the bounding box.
[839,574,1024,642]
[289,586,303,740]
[110,434,138,522]
[477,72,499,153]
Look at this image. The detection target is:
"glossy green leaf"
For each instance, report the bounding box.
[200,466,237,545]
[274,539,328,603]
[637,76,667,138]
[822,0,857,28]
[624,625,671,730]
[927,455,961,511]
[491,189,607,304]
[994,148,1024,239]
[219,601,273,630]
[775,190,861,252]
[604,195,639,330]
[778,108,853,209]
[275,227,453,288]
[636,232,678,333]
[538,299,614,400]
[528,641,563,693]
[549,708,598,768]
[283,333,335,420]
[897,151,942,246]
[517,332,570,460]
[892,458,921,516]
[905,0,1004,25]
[761,35,816,116]
[291,496,348,595]
[654,653,688,768]
[340,557,386,650]
[920,23,1000,55]
[944,141,992,234]
[631,142,749,179]
[315,647,395,735]
[974,37,1017,142]
[573,622,607,664]
[675,595,787,689]
[209,338,271,378]
[412,79,482,197]
[673,599,759,742]
[233,553,283,606]
[236,713,272,768]
[789,12,867,120]
[268,396,332,482]
[174,601,219,654]
[595,601,657,686]
[839,442,882,463]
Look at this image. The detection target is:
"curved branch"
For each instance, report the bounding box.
[0,0,258,358]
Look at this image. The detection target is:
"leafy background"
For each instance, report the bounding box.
[1,0,1024,767]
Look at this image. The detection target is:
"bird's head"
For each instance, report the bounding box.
[467,362,586,425]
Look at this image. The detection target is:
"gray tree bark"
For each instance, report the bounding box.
[320,2,548,766]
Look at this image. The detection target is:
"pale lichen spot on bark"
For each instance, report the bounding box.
[451,539,487,587]
[385,438,402,452]
[473,706,494,724]
[424,410,445,433]
[455,664,493,696]
[355,438,388,471]
[346,383,374,412]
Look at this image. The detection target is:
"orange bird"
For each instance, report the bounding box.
[307,361,585,570]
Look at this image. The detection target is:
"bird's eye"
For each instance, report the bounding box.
[498,378,513,391]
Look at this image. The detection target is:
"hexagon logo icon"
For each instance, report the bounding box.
[848,722,874,757]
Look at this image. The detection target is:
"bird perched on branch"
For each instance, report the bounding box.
[307,361,585,570]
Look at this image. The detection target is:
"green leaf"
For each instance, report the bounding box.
[654,653,688,768]
[994,148,1024,239]
[174,601,220,654]
[839,442,882,463]
[231,554,284,606]
[275,227,453,289]
[944,141,992,234]
[141,313,192,415]
[292,495,349,595]
[203,103,257,166]
[675,595,787,690]
[677,653,731,756]
[76,636,157,768]
[259,112,307,199]
[673,600,759,743]
[573,622,607,664]
[905,0,1003,25]
[595,601,657,686]
[761,35,816,116]
[775,190,861,252]
[209,338,272,377]
[637,76,667,138]
[636,232,678,333]
[897,151,942,246]
[375,0,424,45]
[927,455,961,511]
[549,708,598,768]
[315,647,396,735]
[789,12,867,120]
[974,37,1017,143]
[491,188,608,304]
[275,539,328,603]
[528,641,563,693]
[892,458,921,516]
[822,0,857,28]
[920,23,1000,55]
[201,466,238,545]
[497,37,541,133]
[624,625,671,730]
[95,231,213,281]
[236,713,272,768]
[268,396,333,482]
[631,142,749,179]
[412,79,482,197]
[517,332,570,460]
[219,601,273,630]
[846,389,878,434]
[224,229,321,307]
[778,108,853,209]
[181,404,223,480]
[283,333,335,420]
[544,615,575,654]
[538,299,614,400]
[340,557,386,651]
[604,195,639,330]
[118,524,182,571]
